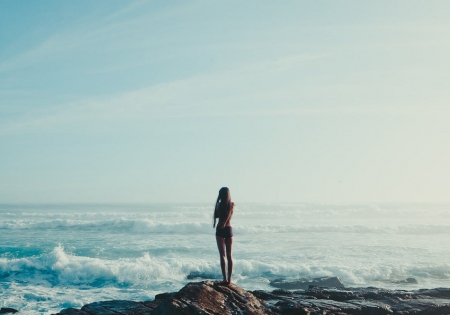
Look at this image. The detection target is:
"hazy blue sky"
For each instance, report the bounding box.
[1,1,449,203]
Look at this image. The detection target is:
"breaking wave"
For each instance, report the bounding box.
[1,246,450,289]
[1,218,450,235]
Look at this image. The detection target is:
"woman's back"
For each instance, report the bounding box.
[216,202,234,227]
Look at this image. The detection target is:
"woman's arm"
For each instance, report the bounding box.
[213,203,219,227]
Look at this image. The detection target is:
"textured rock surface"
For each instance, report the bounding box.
[152,280,270,315]
[270,276,345,290]
[253,286,450,315]
[53,281,270,315]
[54,294,166,315]
[54,281,450,315]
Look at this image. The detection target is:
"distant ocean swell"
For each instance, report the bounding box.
[1,246,450,288]
[2,219,450,235]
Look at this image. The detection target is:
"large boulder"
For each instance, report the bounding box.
[152,280,270,315]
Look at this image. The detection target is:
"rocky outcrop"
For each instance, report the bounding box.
[56,298,165,315]
[54,281,450,315]
[253,286,450,315]
[54,281,270,315]
[270,276,345,290]
[152,281,269,315]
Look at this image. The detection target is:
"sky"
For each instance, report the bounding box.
[1,0,450,203]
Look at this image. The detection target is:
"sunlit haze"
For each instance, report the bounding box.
[1,1,449,203]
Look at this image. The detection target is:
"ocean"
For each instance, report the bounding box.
[1,203,450,314]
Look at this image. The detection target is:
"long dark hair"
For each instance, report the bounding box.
[215,187,234,223]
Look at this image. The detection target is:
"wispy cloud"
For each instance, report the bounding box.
[2,0,449,135]
[0,53,331,132]
[3,50,444,135]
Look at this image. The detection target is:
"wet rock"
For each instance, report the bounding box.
[273,299,309,315]
[54,282,450,315]
[140,299,166,312]
[252,290,280,301]
[393,277,419,284]
[306,299,361,313]
[54,300,159,315]
[305,287,357,301]
[270,276,344,290]
[186,271,220,280]
[346,300,393,315]
[387,298,450,314]
[59,309,91,315]
[259,287,450,315]
[82,300,156,315]
[0,308,18,314]
[405,277,418,284]
[154,292,176,301]
[417,288,450,299]
[152,280,270,315]
[272,289,294,296]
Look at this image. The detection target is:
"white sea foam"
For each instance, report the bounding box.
[0,218,131,230]
[1,245,450,288]
[2,218,450,235]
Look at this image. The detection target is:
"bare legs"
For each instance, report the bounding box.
[216,236,227,282]
[216,236,233,284]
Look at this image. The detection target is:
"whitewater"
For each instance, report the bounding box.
[1,203,450,314]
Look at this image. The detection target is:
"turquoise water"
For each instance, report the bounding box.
[1,203,450,314]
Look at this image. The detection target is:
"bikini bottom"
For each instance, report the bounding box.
[216,226,233,239]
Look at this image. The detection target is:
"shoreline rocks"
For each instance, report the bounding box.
[54,281,269,315]
[270,276,345,290]
[53,281,450,315]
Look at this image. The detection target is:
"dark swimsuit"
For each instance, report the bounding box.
[216,226,233,239]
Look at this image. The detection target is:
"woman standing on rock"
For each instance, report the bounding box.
[213,187,234,284]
